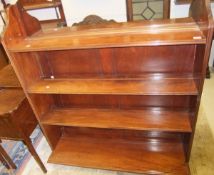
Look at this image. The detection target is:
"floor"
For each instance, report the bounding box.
[19,71,214,175]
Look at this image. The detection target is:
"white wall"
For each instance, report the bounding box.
[170,0,214,66]
[1,0,58,22]
[0,0,127,26]
[61,0,127,26]
[27,8,58,21]
[0,3,5,32]
[170,1,189,18]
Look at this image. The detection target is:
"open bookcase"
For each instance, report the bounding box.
[2,0,213,174]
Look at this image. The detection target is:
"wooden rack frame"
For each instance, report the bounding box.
[2,0,213,174]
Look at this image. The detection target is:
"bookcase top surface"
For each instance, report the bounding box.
[6,17,206,52]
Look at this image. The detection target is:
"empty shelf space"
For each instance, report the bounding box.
[41,108,192,132]
[27,79,198,95]
[48,135,189,174]
[8,18,205,52]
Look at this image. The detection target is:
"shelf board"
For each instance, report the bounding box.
[41,108,192,132]
[48,136,189,174]
[0,65,21,88]
[23,2,61,10]
[7,18,205,52]
[27,78,198,95]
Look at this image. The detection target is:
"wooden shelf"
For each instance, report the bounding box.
[0,65,21,88]
[7,18,205,52]
[23,2,61,10]
[3,1,212,173]
[49,135,189,174]
[27,78,198,95]
[41,108,192,132]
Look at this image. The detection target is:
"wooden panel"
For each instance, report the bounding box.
[6,18,206,52]
[63,127,184,139]
[54,94,195,109]
[11,98,37,138]
[0,65,21,88]
[41,108,192,132]
[114,46,196,74]
[39,45,196,78]
[2,1,213,173]
[42,125,62,150]
[12,52,42,88]
[49,135,189,174]
[27,78,198,95]
[0,89,25,115]
[45,49,101,77]
[0,44,8,70]
[0,117,22,139]
[126,0,133,21]
[28,94,59,149]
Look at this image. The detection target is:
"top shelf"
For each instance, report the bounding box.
[7,18,206,52]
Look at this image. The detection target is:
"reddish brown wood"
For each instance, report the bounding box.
[48,133,187,174]
[6,20,206,51]
[126,0,133,21]
[38,45,196,78]
[187,0,214,161]
[0,89,25,116]
[53,94,197,110]
[0,44,8,70]
[27,78,198,95]
[0,89,47,173]
[41,108,192,132]
[2,0,213,174]
[0,65,21,88]
[163,0,171,19]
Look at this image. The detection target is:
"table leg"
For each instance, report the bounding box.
[23,138,47,173]
[0,145,16,169]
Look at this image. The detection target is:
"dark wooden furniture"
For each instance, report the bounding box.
[0,44,8,70]
[2,0,213,174]
[0,89,47,173]
[176,0,214,4]
[175,0,214,79]
[0,65,47,173]
[0,65,21,88]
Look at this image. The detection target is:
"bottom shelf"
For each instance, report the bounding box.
[48,133,189,174]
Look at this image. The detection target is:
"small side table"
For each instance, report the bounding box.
[0,89,47,173]
[0,65,46,173]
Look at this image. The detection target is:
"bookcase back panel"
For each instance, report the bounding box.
[38,45,196,78]
[52,94,196,109]
[63,126,183,140]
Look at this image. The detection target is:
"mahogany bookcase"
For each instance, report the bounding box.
[2,0,213,174]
